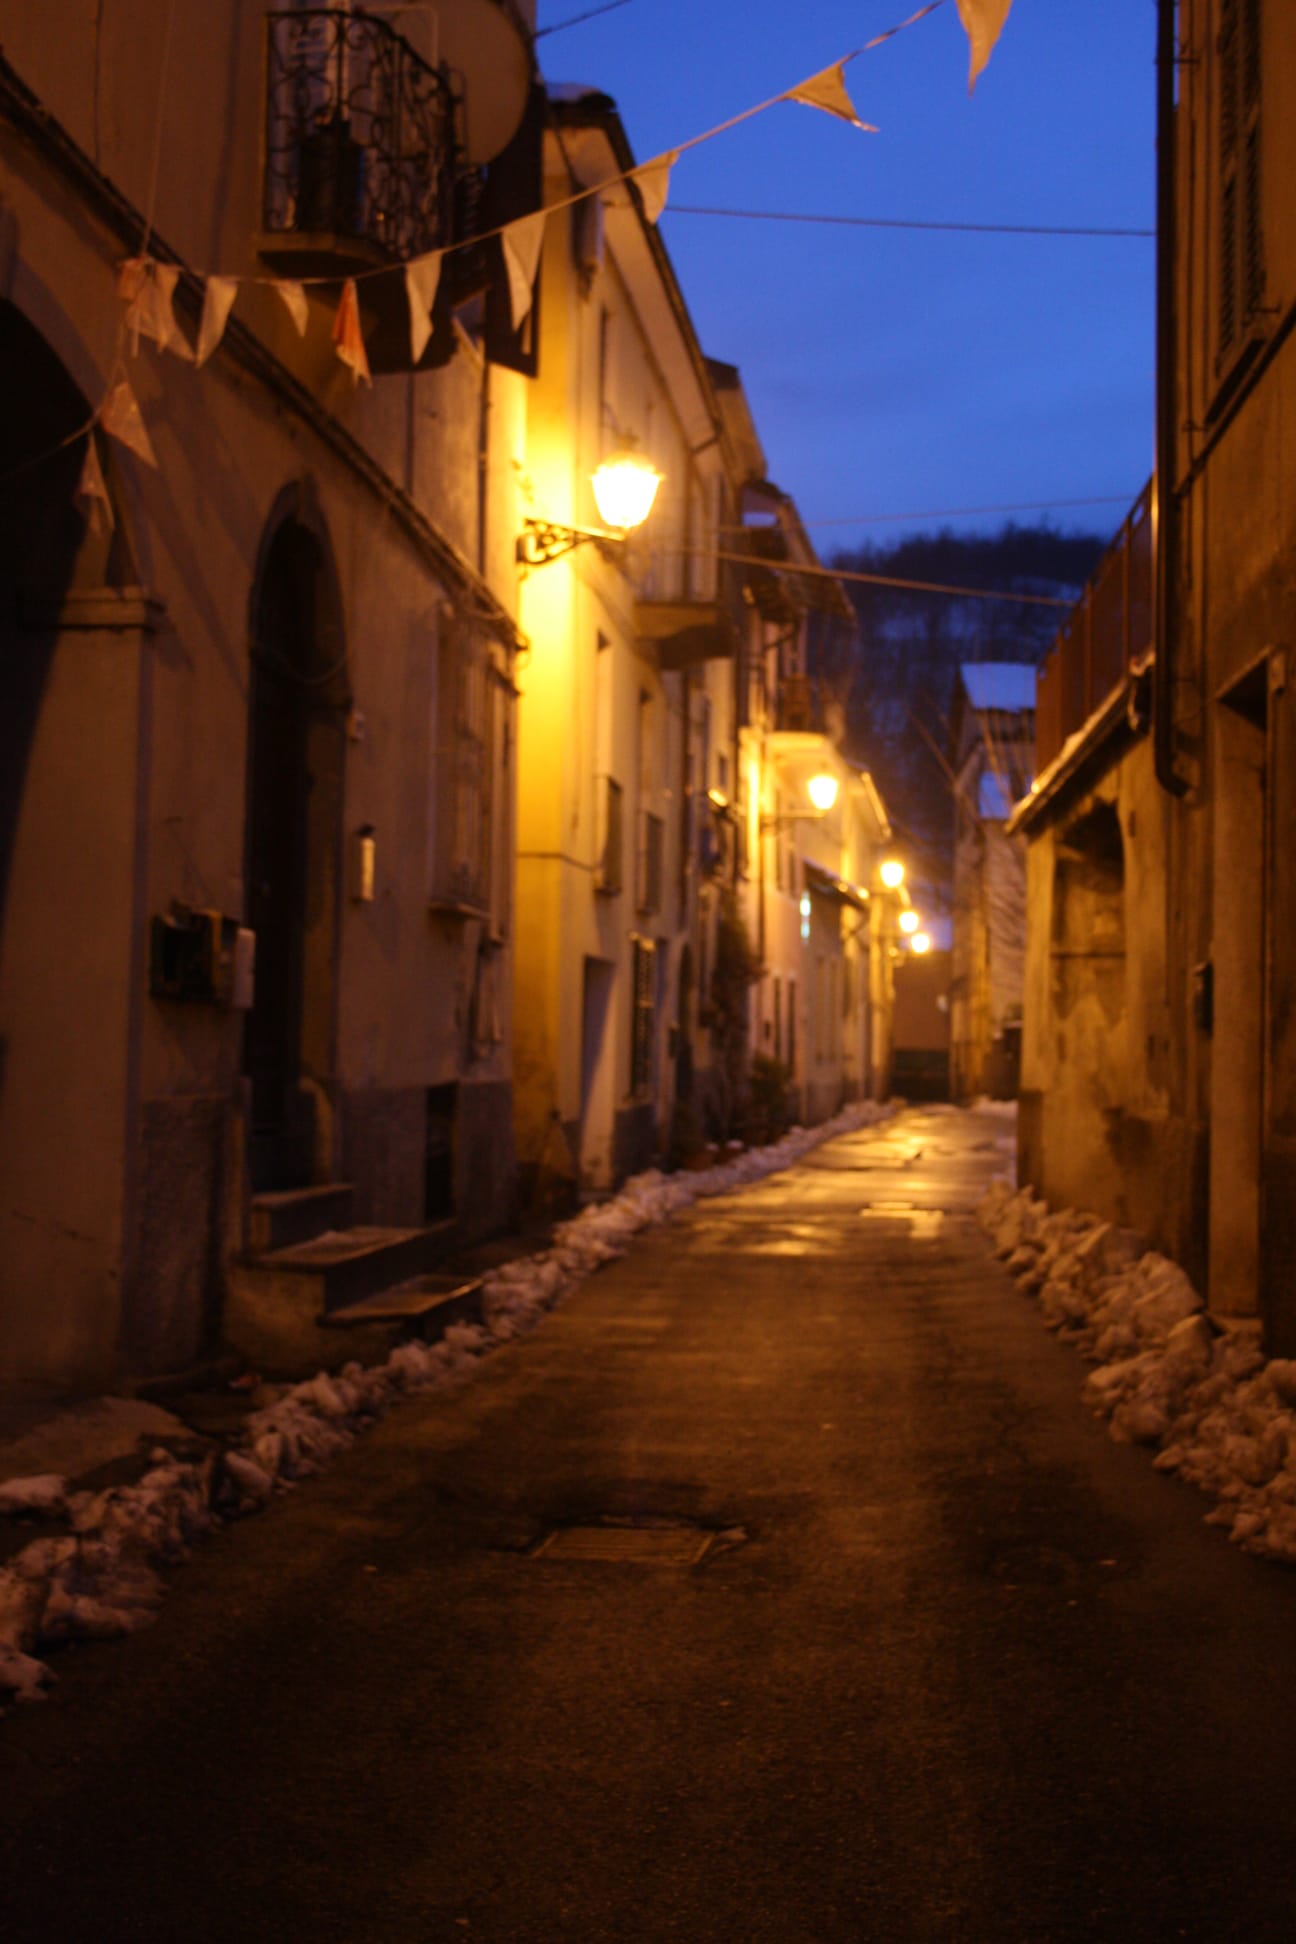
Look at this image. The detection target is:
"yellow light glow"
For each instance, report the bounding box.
[591,450,663,531]
[880,858,905,890]
[910,931,932,955]
[898,909,920,935]
[707,786,729,810]
[807,771,838,813]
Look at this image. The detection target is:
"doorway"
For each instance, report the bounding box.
[244,513,347,1191]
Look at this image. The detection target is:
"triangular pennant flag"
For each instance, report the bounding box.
[501,212,546,331]
[786,66,877,131]
[331,279,371,384]
[955,0,1014,91]
[99,375,158,467]
[118,257,193,360]
[274,280,309,337]
[631,149,679,224]
[405,253,442,365]
[195,276,238,368]
[74,435,114,536]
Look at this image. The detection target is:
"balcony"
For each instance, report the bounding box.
[261,9,460,276]
[636,558,747,673]
[1034,483,1152,772]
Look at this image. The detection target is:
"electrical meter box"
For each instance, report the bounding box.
[150,905,255,1008]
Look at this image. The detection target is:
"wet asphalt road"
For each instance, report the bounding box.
[4,1104,1296,1942]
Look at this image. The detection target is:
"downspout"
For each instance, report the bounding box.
[1155,0,1190,797]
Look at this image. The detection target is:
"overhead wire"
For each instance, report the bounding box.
[669,205,1154,240]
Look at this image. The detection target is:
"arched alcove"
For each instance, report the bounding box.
[243,495,350,1189]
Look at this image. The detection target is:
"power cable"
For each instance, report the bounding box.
[669,205,1154,240]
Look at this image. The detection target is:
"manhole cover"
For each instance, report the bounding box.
[532,1525,715,1565]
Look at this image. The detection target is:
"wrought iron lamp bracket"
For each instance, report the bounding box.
[516,518,622,568]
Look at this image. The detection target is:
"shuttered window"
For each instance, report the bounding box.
[1218,0,1263,360]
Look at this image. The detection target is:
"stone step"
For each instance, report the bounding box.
[323,1272,485,1333]
[225,1221,457,1373]
[248,1183,356,1255]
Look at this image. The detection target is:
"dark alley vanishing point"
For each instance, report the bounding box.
[3,1105,1296,1943]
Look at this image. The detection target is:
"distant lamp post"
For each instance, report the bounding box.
[879,858,905,890]
[898,909,920,936]
[518,445,664,566]
[761,771,841,831]
[910,931,932,955]
[806,771,839,814]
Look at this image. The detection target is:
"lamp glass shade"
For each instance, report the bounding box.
[591,451,663,531]
[807,771,838,813]
[880,858,905,889]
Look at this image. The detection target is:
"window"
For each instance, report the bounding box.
[1217,0,1263,362]
[432,612,492,912]
[630,936,656,1094]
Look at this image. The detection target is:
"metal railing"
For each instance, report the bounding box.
[263,9,459,261]
[1035,482,1153,773]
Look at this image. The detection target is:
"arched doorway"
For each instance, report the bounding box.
[244,507,348,1190]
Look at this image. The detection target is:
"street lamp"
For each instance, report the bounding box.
[910,931,932,955]
[879,858,905,890]
[806,770,839,814]
[898,908,920,935]
[518,446,664,566]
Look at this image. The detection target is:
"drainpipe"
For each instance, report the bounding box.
[1155,0,1189,797]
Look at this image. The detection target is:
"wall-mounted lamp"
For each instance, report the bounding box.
[909,931,932,955]
[879,858,905,890]
[518,447,664,567]
[898,908,920,936]
[761,770,839,831]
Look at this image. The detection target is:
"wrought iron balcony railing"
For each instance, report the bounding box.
[1034,482,1153,773]
[263,8,460,266]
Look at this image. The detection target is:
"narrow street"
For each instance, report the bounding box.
[4,1105,1296,1943]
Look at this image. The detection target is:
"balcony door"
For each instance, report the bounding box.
[244,509,347,1191]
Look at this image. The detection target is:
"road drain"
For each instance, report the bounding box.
[530,1521,746,1566]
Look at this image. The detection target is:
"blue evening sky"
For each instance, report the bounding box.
[534,0,1156,553]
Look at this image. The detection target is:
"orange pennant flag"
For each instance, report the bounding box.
[332,279,371,385]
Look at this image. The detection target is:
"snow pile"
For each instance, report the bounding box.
[978,1181,1296,1565]
[1,1099,894,1707]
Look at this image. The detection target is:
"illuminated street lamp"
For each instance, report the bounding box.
[898,909,920,935]
[591,448,664,531]
[910,931,932,955]
[518,446,664,565]
[879,858,905,890]
[806,771,839,814]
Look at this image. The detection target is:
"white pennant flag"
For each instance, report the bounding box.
[196,276,238,368]
[786,66,877,131]
[118,257,193,360]
[632,150,679,224]
[75,435,114,536]
[405,253,442,364]
[274,280,310,337]
[501,212,546,332]
[99,375,158,467]
[956,0,1014,91]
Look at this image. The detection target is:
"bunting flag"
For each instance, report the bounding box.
[405,253,442,364]
[955,0,1014,90]
[274,280,310,337]
[786,66,877,131]
[74,435,114,535]
[195,276,238,368]
[99,375,158,466]
[632,150,679,224]
[331,279,371,384]
[118,257,193,360]
[501,212,546,331]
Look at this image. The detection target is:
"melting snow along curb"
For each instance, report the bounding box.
[0,1101,894,1709]
[978,1180,1296,1569]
